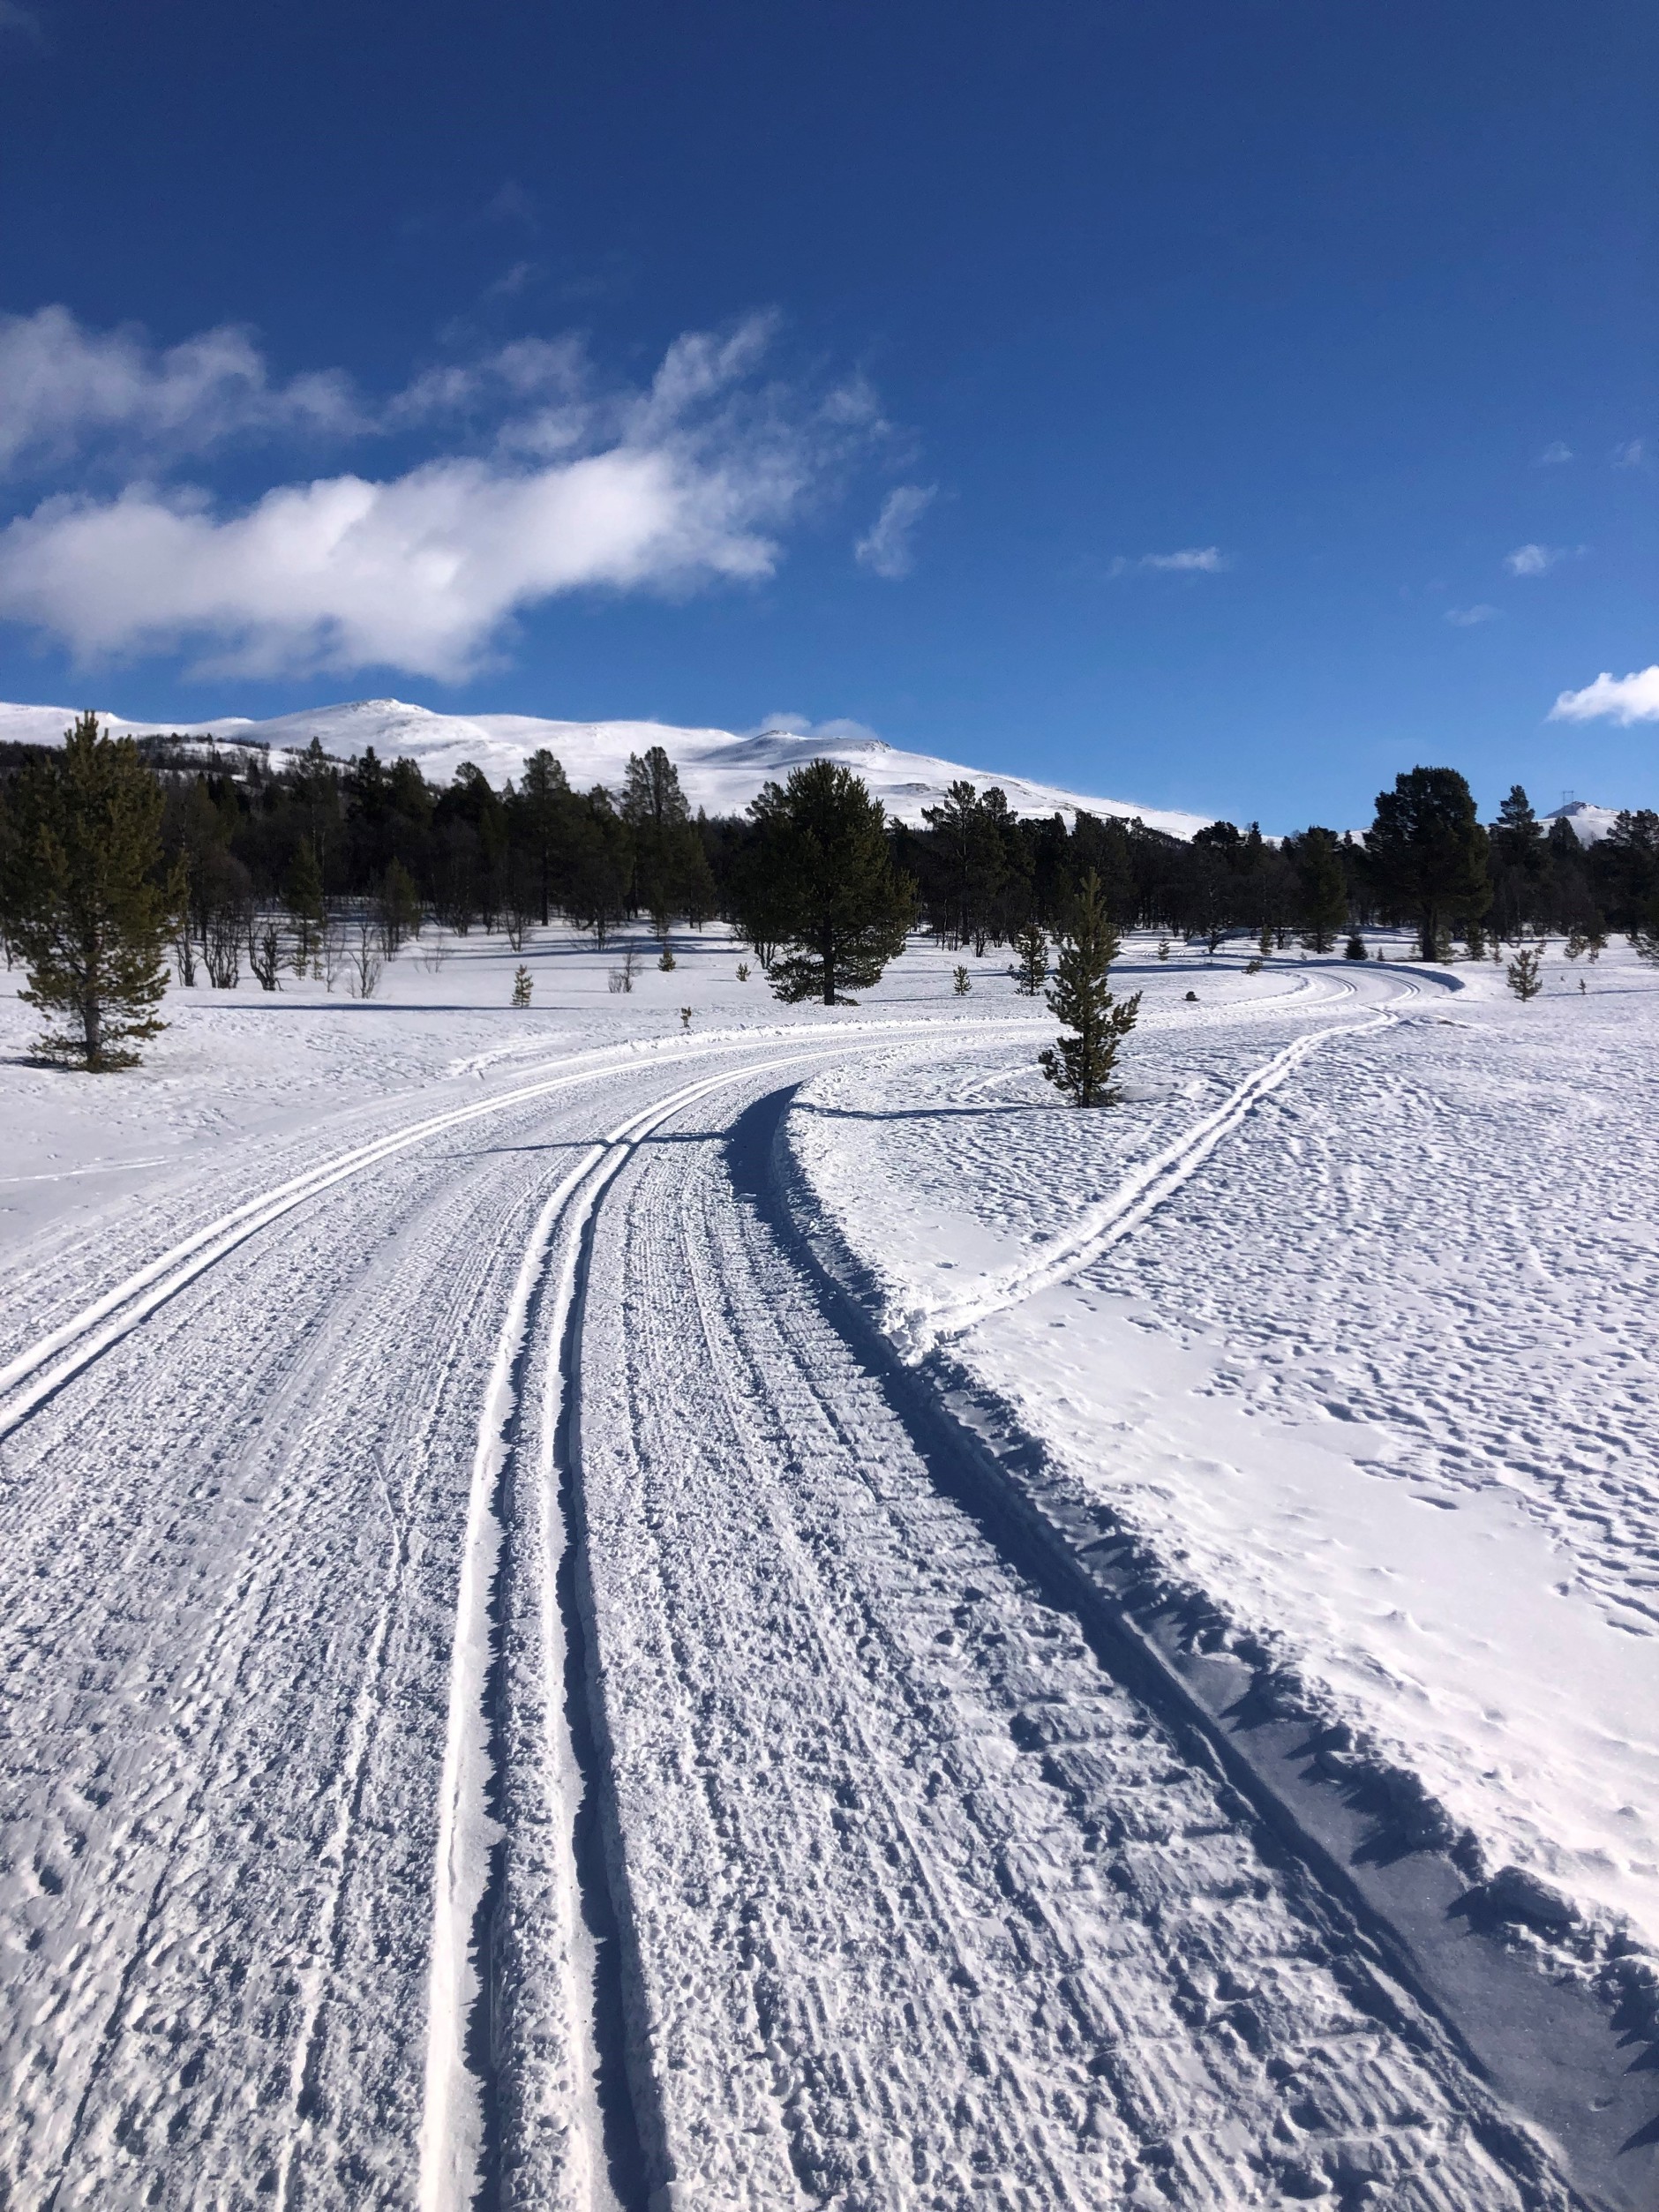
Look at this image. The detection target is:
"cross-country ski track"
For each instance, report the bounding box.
[0,971,1640,2208]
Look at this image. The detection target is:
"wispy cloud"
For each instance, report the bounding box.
[1535,441,1573,466]
[1612,438,1648,469]
[1445,604,1500,626]
[854,484,935,579]
[0,305,362,476]
[1107,545,1228,578]
[1550,666,1659,725]
[0,314,882,681]
[1504,542,1581,577]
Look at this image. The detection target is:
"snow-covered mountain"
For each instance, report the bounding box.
[0,695,1211,836]
[1543,799,1624,846]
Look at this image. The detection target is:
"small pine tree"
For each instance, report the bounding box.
[1344,933,1367,960]
[1156,939,1170,960]
[284,842,327,975]
[679,1005,693,1031]
[736,961,750,982]
[1038,871,1142,1107]
[1009,919,1047,994]
[1505,947,1543,1001]
[511,964,533,1007]
[5,714,184,1069]
[658,947,677,971]
[952,963,972,996]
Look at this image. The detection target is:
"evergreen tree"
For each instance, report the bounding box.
[374,858,422,956]
[1366,767,1491,960]
[1038,870,1142,1106]
[516,748,571,925]
[5,714,184,1069]
[1290,826,1348,951]
[283,841,327,974]
[1009,919,1047,994]
[566,788,634,947]
[739,761,916,1004]
[1505,946,1543,1000]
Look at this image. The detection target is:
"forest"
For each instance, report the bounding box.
[3,725,1657,999]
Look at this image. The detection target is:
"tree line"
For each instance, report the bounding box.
[4,717,1656,1071]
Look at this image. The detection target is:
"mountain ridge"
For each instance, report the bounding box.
[0,695,1212,836]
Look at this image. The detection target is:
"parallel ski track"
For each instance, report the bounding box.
[417,1046,873,2212]
[554,1062,1571,2208]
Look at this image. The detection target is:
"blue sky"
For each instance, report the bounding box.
[0,0,1653,828]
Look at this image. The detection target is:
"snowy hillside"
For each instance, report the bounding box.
[0,694,1211,835]
[1543,798,1625,845]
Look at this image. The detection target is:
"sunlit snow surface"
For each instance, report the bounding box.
[789,947,1659,1953]
[0,926,1651,2205]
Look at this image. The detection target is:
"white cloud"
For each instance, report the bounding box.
[0,305,360,475]
[854,484,935,579]
[1549,666,1659,725]
[1536,441,1573,465]
[0,319,862,680]
[1445,604,1500,626]
[1107,546,1228,578]
[1612,438,1648,469]
[1505,542,1565,576]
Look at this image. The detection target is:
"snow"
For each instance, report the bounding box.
[1543,799,1625,845]
[787,946,1659,1967]
[0,693,1212,831]
[0,923,1652,2205]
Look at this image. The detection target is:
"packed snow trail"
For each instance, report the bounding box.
[0,1008,1576,2208]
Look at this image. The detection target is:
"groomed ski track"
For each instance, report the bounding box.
[0,979,1592,2208]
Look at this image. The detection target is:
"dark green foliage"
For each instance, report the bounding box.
[1366,767,1491,961]
[4,714,183,1069]
[738,761,916,1004]
[1038,871,1142,1107]
[1344,932,1367,960]
[1009,919,1047,994]
[1505,947,1543,1000]
[1287,826,1348,951]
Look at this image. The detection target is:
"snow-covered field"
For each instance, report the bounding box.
[0,925,1654,2208]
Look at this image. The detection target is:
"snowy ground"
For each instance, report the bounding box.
[0,924,1653,2208]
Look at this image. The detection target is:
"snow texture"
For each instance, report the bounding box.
[0,924,1651,2207]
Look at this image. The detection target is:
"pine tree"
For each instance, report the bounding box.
[1038,870,1142,1106]
[1291,826,1349,952]
[739,761,916,1004]
[1366,768,1491,960]
[511,964,533,1007]
[284,841,327,975]
[374,858,422,956]
[517,748,571,926]
[5,714,183,1069]
[1506,947,1543,1000]
[953,964,972,995]
[1009,919,1047,994]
